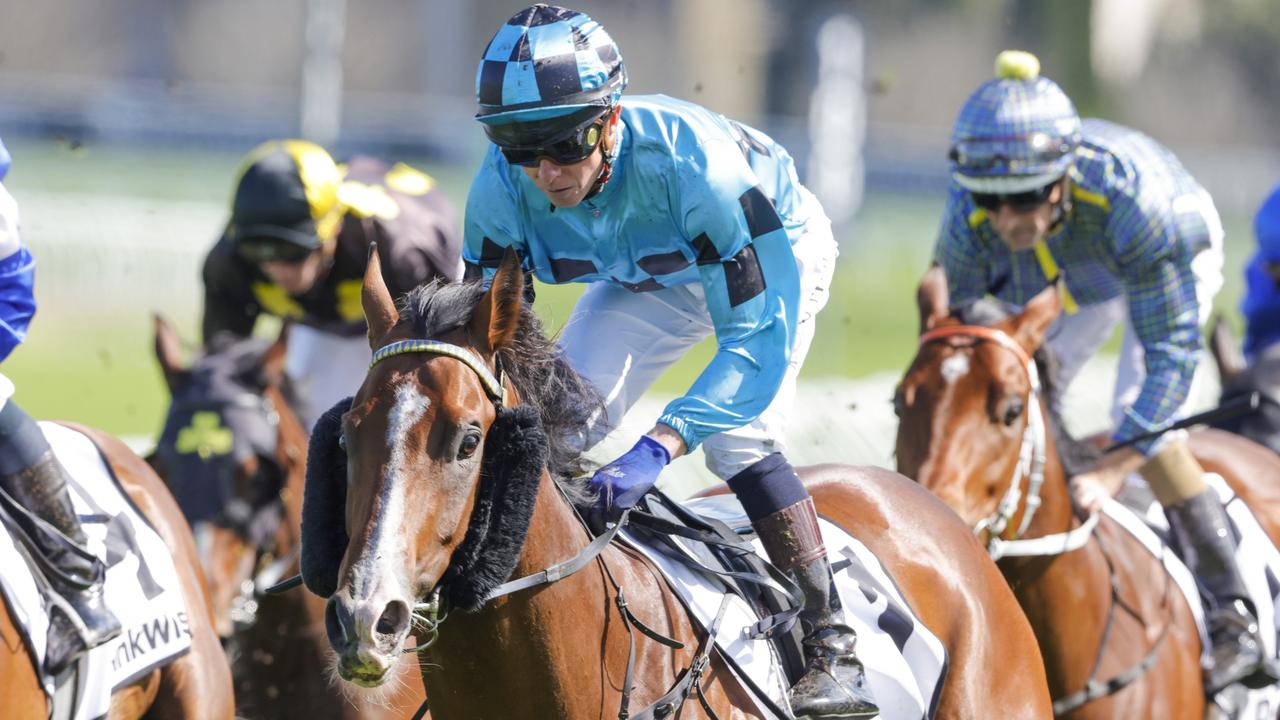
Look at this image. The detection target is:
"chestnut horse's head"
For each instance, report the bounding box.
[306,247,599,688]
[152,317,306,638]
[895,267,1075,545]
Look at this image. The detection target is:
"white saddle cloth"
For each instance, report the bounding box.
[0,422,193,720]
[621,495,948,719]
[1110,472,1280,715]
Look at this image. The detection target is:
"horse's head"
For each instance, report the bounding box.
[152,316,307,638]
[306,247,591,688]
[894,267,1064,541]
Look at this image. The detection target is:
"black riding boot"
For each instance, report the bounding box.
[753,497,878,720]
[0,450,121,673]
[1165,489,1280,693]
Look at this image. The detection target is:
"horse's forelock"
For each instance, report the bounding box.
[399,277,603,487]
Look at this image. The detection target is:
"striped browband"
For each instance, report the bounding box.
[369,339,507,406]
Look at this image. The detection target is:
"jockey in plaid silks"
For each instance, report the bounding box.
[934,50,1278,697]
[464,6,877,718]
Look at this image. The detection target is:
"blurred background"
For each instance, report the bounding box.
[1,0,1277,486]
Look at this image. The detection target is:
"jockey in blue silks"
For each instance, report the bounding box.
[462,5,874,717]
[0,138,122,675]
[933,50,1278,695]
[1242,184,1280,360]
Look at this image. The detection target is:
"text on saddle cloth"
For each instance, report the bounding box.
[0,422,192,720]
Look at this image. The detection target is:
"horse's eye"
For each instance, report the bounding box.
[892,387,907,418]
[458,430,482,460]
[1002,397,1025,427]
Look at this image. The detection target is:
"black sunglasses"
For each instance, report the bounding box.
[238,238,315,264]
[498,120,605,168]
[970,182,1057,213]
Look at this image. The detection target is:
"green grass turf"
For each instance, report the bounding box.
[0,138,1257,438]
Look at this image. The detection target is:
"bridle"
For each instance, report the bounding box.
[366,338,723,720]
[918,324,1097,560]
[918,324,1172,715]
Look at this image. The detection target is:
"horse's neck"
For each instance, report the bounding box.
[1001,415,1114,689]
[423,472,627,717]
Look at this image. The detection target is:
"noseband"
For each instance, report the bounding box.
[919,324,1096,560]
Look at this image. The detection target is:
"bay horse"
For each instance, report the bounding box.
[0,421,233,718]
[151,316,425,719]
[895,269,1280,718]
[305,248,1054,719]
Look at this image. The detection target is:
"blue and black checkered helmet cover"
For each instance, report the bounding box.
[475,4,627,127]
[1257,183,1280,262]
[949,74,1081,182]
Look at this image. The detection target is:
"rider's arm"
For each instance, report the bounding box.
[933,183,993,304]
[0,184,35,363]
[654,138,800,453]
[462,150,532,280]
[200,232,261,345]
[1111,191,1205,455]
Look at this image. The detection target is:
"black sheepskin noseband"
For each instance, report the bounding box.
[440,403,548,612]
[299,397,549,609]
[300,396,352,598]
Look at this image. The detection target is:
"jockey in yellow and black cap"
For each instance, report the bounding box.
[202,140,463,430]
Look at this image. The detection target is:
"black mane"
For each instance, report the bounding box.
[400,279,603,486]
[952,298,1100,477]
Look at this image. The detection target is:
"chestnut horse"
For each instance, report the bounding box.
[895,271,1280,718]
[304,249,1053,719]
[152,316,425,719]
[0,422,233,718]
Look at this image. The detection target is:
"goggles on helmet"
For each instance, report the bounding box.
[970,181,1058,213]
[238,237,316,264]
[484,106,609,167]
[949,132,1077,175]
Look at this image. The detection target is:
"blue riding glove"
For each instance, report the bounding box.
[586,435,671,531]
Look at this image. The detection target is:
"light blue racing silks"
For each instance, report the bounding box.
[465,94,811,451]
[936,118,1215,455]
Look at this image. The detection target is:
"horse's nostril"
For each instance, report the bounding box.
[325,598,350,649]
[376,599,410,638]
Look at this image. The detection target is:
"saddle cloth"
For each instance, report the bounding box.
[1110,472,1280,715]
[0,422,193,720]
[620,494,948,720]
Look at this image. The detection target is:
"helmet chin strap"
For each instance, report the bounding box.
[583,109,622,202]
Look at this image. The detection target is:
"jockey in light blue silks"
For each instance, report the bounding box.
[462,5,875,717]
[0,137,122,675]
[1242,184,1280,360]
[932,50,1279,695]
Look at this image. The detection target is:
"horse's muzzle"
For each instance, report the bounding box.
[325,592,411,687]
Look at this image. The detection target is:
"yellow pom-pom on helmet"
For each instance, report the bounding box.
[994,50,1041,81]
[948,50,1080,194]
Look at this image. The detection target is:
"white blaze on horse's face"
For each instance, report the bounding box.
[347,381,430,597]
[940,353,970,384]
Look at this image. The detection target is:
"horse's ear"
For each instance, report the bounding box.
[362,242,400,349]
[917,264,951,334]
[262,321,290,386]
[471,248,524,355]
[152,313,190,394]
[1012,279,1062,352]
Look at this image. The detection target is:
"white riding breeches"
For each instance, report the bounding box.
[1044,192,1225,444]
[560,198,838,481]
[283,325,371,433]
